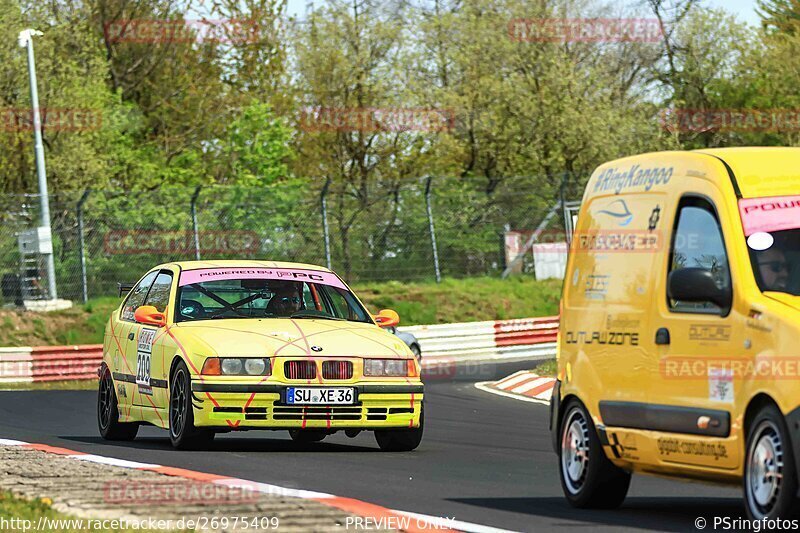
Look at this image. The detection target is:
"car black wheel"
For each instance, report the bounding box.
[744,404,799,520]
[559,399,630,508]
[169,361,214,450]
[375,406,424,451]
[288,429,327,443]
[97,368,138,441]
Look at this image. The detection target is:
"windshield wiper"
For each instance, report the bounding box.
[290,311,344,321]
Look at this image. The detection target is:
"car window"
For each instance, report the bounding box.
[669,199,731,313]
[120,271,158,321]
[326,287,358,320]
[143,271,173,313]
[176,277,371,323]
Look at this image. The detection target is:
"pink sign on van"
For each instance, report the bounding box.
[179,267,347,290]
[739,195,800,236]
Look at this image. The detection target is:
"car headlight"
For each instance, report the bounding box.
[201,358,271,376]
[364,358,411,377]
[221,358,243,375]
[244,358,267,375]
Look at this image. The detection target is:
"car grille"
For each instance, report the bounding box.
[284,360,316,380]
[322,360,353,380]
[212,405,416,422]
[272,406,361,421]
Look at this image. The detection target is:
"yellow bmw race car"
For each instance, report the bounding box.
[97,260,424,450]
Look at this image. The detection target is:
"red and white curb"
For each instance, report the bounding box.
[0,438,516,533]
[475,371,555,405]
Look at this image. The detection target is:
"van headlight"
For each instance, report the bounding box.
[201,358,271,376]
[364,359,410,377]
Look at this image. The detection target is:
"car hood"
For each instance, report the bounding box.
[765,292,800,312]
[171,318,411,359]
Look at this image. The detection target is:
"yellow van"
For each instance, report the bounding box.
[551,147,800,519]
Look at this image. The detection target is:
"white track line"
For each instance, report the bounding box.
[394,510,519,533]
[213,478,334,500]
[69,454,159,469]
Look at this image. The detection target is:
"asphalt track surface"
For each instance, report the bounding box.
[0,361,743,532]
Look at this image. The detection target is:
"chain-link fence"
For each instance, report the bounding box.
[0,174,582,305]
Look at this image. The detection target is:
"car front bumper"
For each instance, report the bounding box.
[190,381,424,429]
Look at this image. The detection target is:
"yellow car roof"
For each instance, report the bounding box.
[164,260,333,272]
[695,146,800,199]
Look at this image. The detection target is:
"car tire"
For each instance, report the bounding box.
[288,429,327,443]
[558,399,630,509]
[410,344,421,359]
[169,361,214,450]
[744,404,799,520]
[97,367,139,441]
[375,406,424,452]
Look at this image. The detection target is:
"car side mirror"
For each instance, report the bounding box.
[373,309,400,328]
[668,268,732,311]
[134,305,167,327]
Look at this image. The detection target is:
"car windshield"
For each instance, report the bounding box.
[739,195,800,296]
[175,267,372,323]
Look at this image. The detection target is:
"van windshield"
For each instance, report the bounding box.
[739,196,800,296]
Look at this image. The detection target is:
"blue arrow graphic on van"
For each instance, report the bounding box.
[597,199,633,226]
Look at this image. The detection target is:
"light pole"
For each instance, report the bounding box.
[19,29,57,300]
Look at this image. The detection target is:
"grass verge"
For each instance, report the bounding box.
[0,491,185,532]
[531,358,558,377]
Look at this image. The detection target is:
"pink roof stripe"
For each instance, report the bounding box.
[178,267,347,290]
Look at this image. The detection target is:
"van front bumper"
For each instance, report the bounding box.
[191,382,423,429]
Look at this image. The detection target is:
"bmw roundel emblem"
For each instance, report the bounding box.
[311,345,323,352]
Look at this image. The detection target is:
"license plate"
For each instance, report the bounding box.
[286,387,355,405]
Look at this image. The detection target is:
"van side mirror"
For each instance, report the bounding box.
[134,305,167,327]
[668,268,732,310]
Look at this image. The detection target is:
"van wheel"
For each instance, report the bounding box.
[559,400,630,508]
[744,405,799,519]
[169,361,215,450]
[97,368,138,441]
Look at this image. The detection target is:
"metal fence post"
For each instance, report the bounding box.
[321,178,332,270]
[190,186,202,260]
[424,176,441,283]
[560,172,569,238]
[77,189,90,303]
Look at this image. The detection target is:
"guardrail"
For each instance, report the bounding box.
[400,315,559,364]
[0,345,103,383]
[0,316,558,383]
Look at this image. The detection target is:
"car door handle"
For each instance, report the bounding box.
[655,327,670,345]
[127,332,135,341]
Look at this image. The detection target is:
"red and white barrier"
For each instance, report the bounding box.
[402,315,558,365]
[0,345,102,383]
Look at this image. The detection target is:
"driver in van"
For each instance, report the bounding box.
[756,247,790,291]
